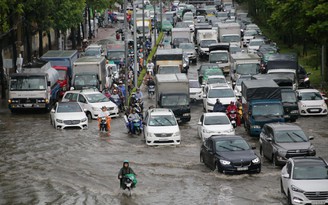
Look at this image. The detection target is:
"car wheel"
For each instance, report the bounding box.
[272,154,278,167]
[86,112,92,120]
[287,190,292,205]
[280,179,285,195]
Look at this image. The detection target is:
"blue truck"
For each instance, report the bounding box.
[241,79,285,136]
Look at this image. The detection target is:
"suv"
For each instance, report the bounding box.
[203,84,236,112]
[62,89,119,119]
[259,123,316,166]
[281,157,328,205]
[143,108,181,146]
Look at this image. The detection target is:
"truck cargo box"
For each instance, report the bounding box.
[241,79,281,101]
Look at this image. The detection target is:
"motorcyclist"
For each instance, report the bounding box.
[143,71,154,86]
[213,99,226,112]
[226,101,238,114]
[97,106,111,134]
[135,88,143,101]
[147,61,154,75]
[118,81,126,98]
[128,108,141,134]
[118,160,136,190]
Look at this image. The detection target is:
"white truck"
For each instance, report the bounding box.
[217,22,241,47]
[171,28,192,48]
[136,18,151,40]
[230,53,261,82]
[197,29,218,58]
[71,56,106,91]
[8,61,60,112]
[155,73,191,123]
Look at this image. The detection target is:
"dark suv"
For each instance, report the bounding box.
[259,123,316,166]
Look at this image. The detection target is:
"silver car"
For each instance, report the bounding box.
[281,157,328,205]
[179,43,197,64]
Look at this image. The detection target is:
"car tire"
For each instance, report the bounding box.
[86,112,92,120]
[272,153,278,167]
[287,190,292,205]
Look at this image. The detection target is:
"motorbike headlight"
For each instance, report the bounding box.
[252,157,260,164]
[56,119,63,123]
[183,63,187,67]
[291,185,305,193]
[304,77,309,82]
[81,118,87,122]
[219,159,231,165]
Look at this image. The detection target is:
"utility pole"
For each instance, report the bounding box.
[133,3,138,88]
[123,0,129,106]
[142,0,146,69]
[160,2,163,32]
[153,2,157,69]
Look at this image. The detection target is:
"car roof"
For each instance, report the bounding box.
[209,84,231,89]
[64,89,101,95]
[210,135,244,141]
[148,108,174,116]
[265,122,302,131]
[203,112,228,117]
[291,157,327,166]
[297,89,320,93]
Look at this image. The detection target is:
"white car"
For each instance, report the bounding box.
[203,84,237,112]
[296,89,328,116]
[242,29,257,46]
[197,113,235,141]
[280,157,328,205]
[143,108,181,146]
[189,80,203,101]
[247,39,265,54]
[50,102,88,129]
[62,89,119,119]
[233,75,252,98]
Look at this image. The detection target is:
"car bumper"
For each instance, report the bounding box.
[190,93,203,101]
[55,121,88,129]
[299,107,327,116]
[218,163,261,174]
[146,135,181,146]
[290,191,328,205]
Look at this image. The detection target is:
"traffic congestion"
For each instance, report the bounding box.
[1,0,328,204]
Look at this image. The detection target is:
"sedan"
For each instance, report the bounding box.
[200,135,261,174]
[259,123,316,166]
[50,102,88,129]
[297,89,328,116]
[189,80,203,101]
[280,157,328,205]
[197,113,235,141]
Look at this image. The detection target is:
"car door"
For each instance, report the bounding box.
[266,127,275,158]
[203,139,211,166]
[260,125,269,158]
[207,139,217,170]
[78,94,89,112]
[281,161,292,194]
[197,114,204,138]
[143,111,149,137]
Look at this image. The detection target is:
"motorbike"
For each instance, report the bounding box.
[99,117,108,131]
[122,173,137,196]
[124,115,142,135]
[110,94,124,112]
[148,85,155,98]
[227,110,237,128]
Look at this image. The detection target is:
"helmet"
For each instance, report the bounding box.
[123,160,129,163]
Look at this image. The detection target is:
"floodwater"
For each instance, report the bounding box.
[0,56,328,205]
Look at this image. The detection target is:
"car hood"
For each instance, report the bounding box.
[55,112,87,120]
[91,101,117,108]
[300,100,325,106]
[203,124,233,132]
[276,142,311,151]
[190,88,202,93]
[183,48,195,53]
[147,126,179,133]
[208,97,236,106]
[218,150,257,162]
[291,179,328,192]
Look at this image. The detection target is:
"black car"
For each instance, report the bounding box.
[259,123,316,166]
[200,135,261,174]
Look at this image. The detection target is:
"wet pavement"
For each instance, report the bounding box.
[0,28,328,205]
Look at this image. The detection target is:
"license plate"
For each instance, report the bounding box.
[311,109,319,112]
[24,104,32,107]
[237,167,248,171]
[312,201,326,205]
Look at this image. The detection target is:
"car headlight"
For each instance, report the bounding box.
[203,129,215,134]
[219,159,231,165]
[56,119,63,123]
[321,103,327,108]
[227,128,235,133]
[81,118,87,122]
[183,113,190,117]
[183,63,187,67]
[301,104,306,107]
[174,131,180,136]
[291,185,304,193]
[92,107,101,111]
[251,125,261,129]
[252,157,260,164]
[304,77,309,82]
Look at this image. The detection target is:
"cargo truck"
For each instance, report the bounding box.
[217,22,241,47]
[155,73,191,123]
[241,79,285,136]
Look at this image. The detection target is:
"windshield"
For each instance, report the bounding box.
[183,14,193,21]
[293,165,328,180]
[236,64,260,75]
[207,78,226,84]
[244,30,257,36]
[217,12,228,18]
[249,40,264,46]
[10,76,46,91]
[149,115,177,126]
[74,74,98,87]
[274,130,308,143]
[158,67,180,74]
[204,116,230,125]
[300,92,323,100]
[222,35,240,43]
[204,69,224,77]
[189,81,200,88]
[209,53,229,63]
[179,43,194,50]
[282,92,297,103]
[216,139,250,152]
[57,70,67,80]
[163,21,172,26]
[200,40,217,48]
[208,88,234,98]
[108,51,124,59]
[85,93,109,103]
[252,104,283,116]
[57,103,82,113]
[174,38,190,45]
[161,95,188,106]
[230,46,241,53]
[85,49,101,56]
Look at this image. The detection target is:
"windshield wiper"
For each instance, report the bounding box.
[153,119,164,126]
[286,133,297,142]
[218,145,234,151]
[291,132,307,142]
[163,118,174,126]
[229,144,246,150]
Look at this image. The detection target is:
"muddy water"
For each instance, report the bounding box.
[0,62,327,205]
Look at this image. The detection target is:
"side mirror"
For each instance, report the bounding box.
[83,109,87,112]
[298,96,302,100]
[309,136,314,140]
[197,121,202,125]
[47,81,51,86]
[267,137,272,142]
[282,173,290,178]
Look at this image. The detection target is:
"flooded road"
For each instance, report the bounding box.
[1,61,328,205]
